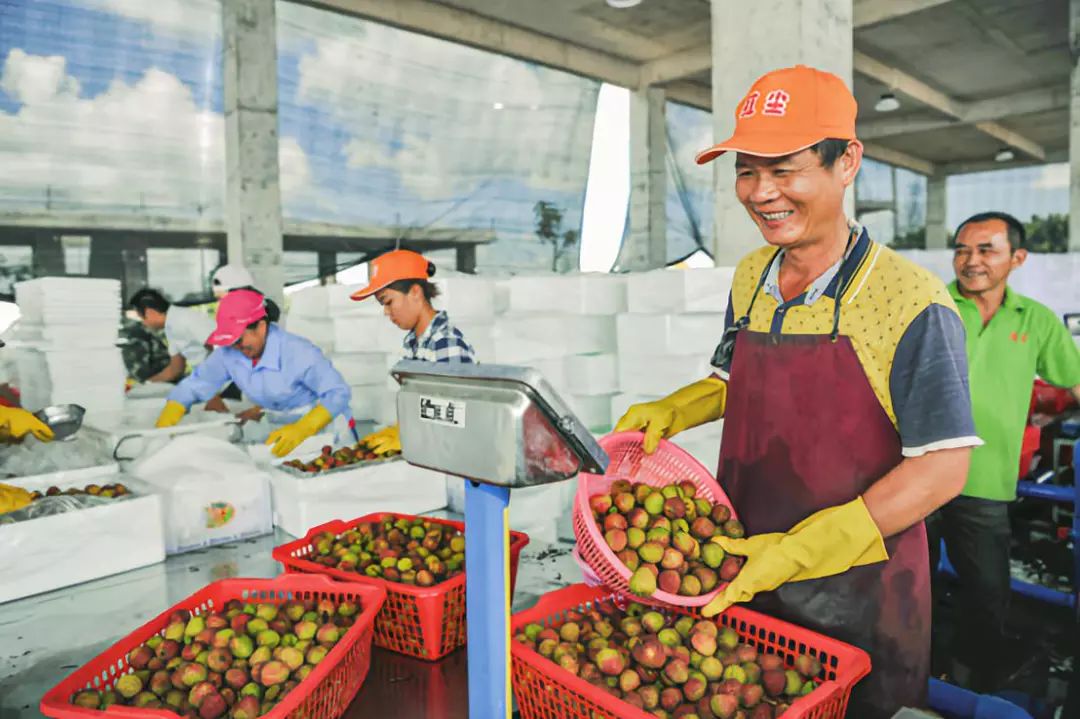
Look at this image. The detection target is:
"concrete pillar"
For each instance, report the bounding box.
[709,0,854,265]
[617,86,667,271]
[32,233,65,276]
[925,171,948,249]
[455,244,477,274]
[223,0,285,304]
[1070,0,1080,251]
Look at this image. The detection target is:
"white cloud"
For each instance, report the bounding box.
[1032,163,1068,190]
[0,49,310,218]
[80,0,220,38]
[287,8,596,201]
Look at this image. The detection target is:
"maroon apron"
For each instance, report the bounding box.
[718,328,930,717]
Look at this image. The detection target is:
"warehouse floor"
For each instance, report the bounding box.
[0,518,583,719]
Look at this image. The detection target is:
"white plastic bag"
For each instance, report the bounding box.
[128,435,272,554]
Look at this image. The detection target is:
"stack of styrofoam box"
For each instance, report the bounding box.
[8,278,126,417]
[614,266,734,466]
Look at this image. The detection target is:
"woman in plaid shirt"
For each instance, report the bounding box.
[350,249,476,455]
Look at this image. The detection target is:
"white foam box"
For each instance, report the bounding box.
[565,353,618,396]
[567,393,615,432]
[491,314,616,362]
[332,352,389,386]
[0,464,166,604]
[453,318,497,362]
[609,392,663,424]
[332,316,403,354]
[433,275,496,319]
[617,354,714,396]
[283,316,335,353]
[672,420,725,469]
[507,273,627,315]
[268,459,448,539]
[350,385,394,421]
[627,267,735,314]
[521,356,569,396]
[617,313,726,357]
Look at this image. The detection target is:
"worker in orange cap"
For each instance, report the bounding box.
[615,66,980,715]
[351,250,476,456]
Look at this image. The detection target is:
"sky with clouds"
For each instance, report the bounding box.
[0,0,599,272]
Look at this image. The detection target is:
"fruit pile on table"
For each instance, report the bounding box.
[281,442,400,473]
[28,482,131,501]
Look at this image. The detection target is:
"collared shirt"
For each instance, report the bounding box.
[950,282,1080,501]
[715,226,980,458]
[761,222,861,306]
[164,306,216,367]
[168,323,351,417]
[403,310,476,364]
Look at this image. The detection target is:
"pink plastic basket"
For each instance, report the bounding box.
[572,430,738,608]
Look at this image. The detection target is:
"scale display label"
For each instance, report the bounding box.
[419,396,467,429]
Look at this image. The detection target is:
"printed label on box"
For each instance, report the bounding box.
[419,396,466,429]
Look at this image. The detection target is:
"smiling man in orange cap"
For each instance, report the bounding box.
[616,65,981,714]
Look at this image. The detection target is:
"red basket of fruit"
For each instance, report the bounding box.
[272,512,530,661]
[511,584,871,719]
[40,574,385,719]
[573,431,742,608]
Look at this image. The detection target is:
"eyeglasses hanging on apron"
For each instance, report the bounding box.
[711,229,859,370]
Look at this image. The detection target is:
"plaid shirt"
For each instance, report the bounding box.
[403,310,476,364]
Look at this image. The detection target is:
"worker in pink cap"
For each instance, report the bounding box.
[154,289,352,457]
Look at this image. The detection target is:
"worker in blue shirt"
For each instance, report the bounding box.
[154,288,352,457]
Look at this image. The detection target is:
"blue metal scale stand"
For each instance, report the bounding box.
[390,360,608,719]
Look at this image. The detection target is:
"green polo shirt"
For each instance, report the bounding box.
[950,282,1080,500]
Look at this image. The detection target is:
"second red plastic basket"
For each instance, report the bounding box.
[573,430,738,608]
[511,584,872,719]
[273,512,530,660]
[40,575,386,719]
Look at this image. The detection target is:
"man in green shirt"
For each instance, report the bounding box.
[928,211,1080,691]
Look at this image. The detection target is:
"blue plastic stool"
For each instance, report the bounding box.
[928,678,1034,719]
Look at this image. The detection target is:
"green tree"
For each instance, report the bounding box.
[1023,213,1068,253]
[533,200,579,272]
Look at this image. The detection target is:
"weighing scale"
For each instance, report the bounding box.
[391,359,609,719]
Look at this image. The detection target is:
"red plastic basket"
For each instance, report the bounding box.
[573,431,738,608]
[511,584,871,719]
[272,512,530,661]
[40,574,386,719]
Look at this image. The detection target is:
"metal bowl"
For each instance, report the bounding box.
[33,404,86,441]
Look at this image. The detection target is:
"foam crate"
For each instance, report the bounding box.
[332,351,390,385]
[564,353,618,396]
[283,315,335,353]
[1,465,166,604]
[433,275,496,319]
[333,316,402,354]
[616,312,726,356]
[566,393,614,432]
[507,273,627,315]
[269,459,448,539]
[626,267,734,314]
[492,315,616,362]
[617,353,714,395]
[609,392,662,424]
[40,575,386,719]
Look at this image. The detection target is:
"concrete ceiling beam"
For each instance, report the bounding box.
[639,44,712,87]
[853,0,955,28]
[862,142,937,175]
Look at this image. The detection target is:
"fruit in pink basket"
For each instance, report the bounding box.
[663,497,687,519]
[230,614,250,634]
[72,691,100,708]
[784,669,803,695]
[258,660,289,687]
[762,669,786,697]
[188,681,216,708]
[628,566,657,596]
[180,663,208,688]
[595,648,625,676]
[658,569,681,594]
[604,529,628,552]
[206,649,232,673]
[199,692,227,719]
[719,556,743,582]
[690,517,716,540]
[231,695,260,719]
[722,519,744,538]
[306,645,329,665]
[590,494,612,514]
[660,686,683,711]
[224,668,249,691]
[680,574,702,596]
[229,635,254,659]
[709,693,739,719]
[316,624,339,645]
[795,653,822,679]
[128,645,154,669]
[663,658,689,684]
[116,673,142,699]
[603,513,627,532]
[740,683,764,708]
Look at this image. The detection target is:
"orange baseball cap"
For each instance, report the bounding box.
[350,250,432,301]
[696,65,857,165]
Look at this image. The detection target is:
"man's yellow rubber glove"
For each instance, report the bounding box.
[267,405,333,458]
[0,483,33,514]
[613,377,726,454]
[155,400,187,428]
[361,424,401,456]
[0,406,54,442]
[701,497,889,617]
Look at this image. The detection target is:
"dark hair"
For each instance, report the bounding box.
[231,285,282,323]
[129,288,170,316]
[809,139,851,169]
[383,262,439,302]
[955,211,1026,251]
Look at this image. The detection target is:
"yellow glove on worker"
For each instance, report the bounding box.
[701,496,889,617]
[0,483,33,515]
[155,400,187,428]
[267,405,333,458]
[614,377,726,454]
[361,424,401,456]
[0,406,54,442]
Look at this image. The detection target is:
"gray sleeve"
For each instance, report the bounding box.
[710,292,736,379]
[890,304,980,456]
